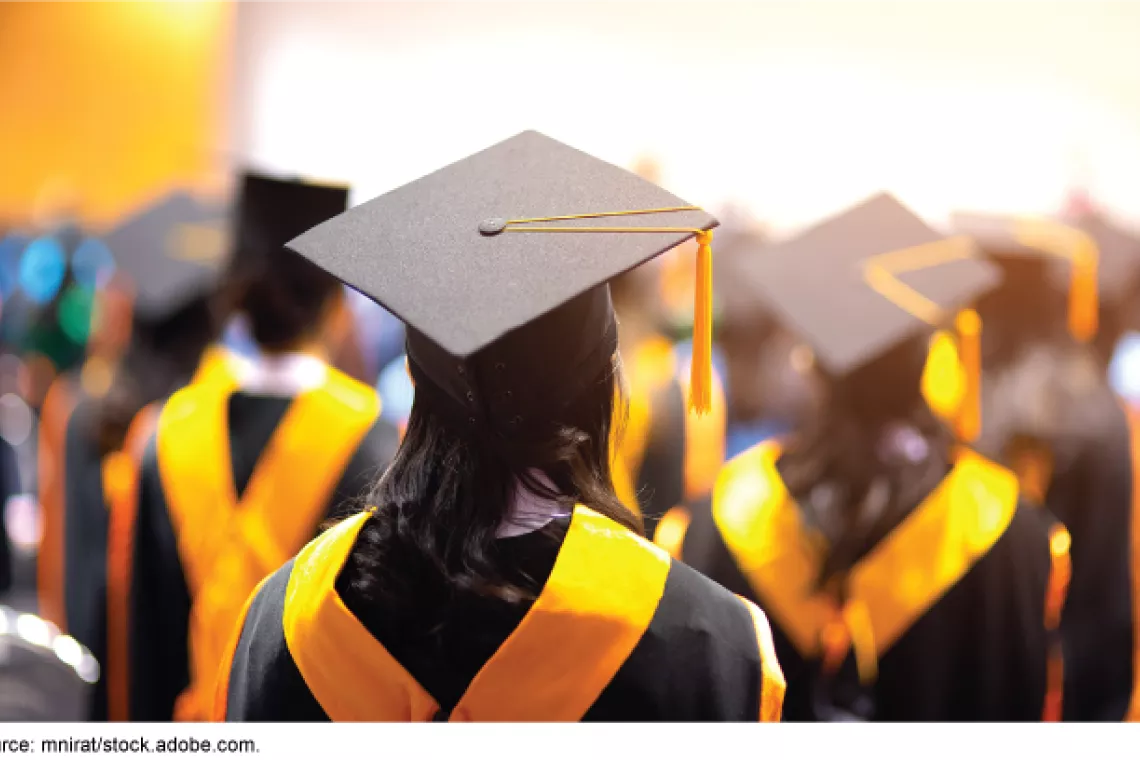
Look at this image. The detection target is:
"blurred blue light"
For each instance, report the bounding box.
[71,238,116,290]
[1108,331,1140,405]
[377,353,414,425]
[17,237,66,305]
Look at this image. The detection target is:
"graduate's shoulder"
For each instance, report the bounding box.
[224,558,328,721]
[591,551,782,721]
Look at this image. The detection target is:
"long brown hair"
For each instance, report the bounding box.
[337,353,637,614]
[778,338,954,588]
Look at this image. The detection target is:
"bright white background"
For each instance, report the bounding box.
[226,0,1140,235]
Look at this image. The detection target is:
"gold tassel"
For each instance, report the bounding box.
[953,309,982,443]
[689,230,714,415]
[1068,235,1099,342]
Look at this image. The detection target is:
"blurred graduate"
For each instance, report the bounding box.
[683,194,1061,721]
[60,191,240,721]
[953,205,1140,721]
[122,173,400,721]
[218,132,784,722]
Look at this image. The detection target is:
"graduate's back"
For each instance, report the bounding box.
[219,130,785,722]
[957,209,1140,721]
[123,175,400,722]
[683,194,1057,721]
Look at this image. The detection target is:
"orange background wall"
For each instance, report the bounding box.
[0,1,233,230]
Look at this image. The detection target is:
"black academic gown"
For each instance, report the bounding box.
[634,377,687,539]
[616,336,726,542]
[60,397,112,720]
[127,385,399,721]
[1037,394,1136,721]
[614,336,686,537]
[220,505,785,722]
[682,442,1056,721]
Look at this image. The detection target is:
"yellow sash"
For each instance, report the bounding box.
[37,375,77,630]
[677,353,727,503]
[158,366,379,721]
[282,505,674,721]
[713,441,1019,660]
[104,403,162,722]
[1123,403,1140,721]
[104,343,245,721]
[612,336,727,523]
[612,336,678,515]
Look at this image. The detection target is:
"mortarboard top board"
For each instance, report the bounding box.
[747,193,1001,379]
[1067,210,1140,306]
[99,191,229,323]
[286,130,719,428]
[232,172,350,272]
[950,210,1137,341]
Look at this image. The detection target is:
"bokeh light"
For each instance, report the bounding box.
[70,237,115,290]
[0,393,33,448]
[58,284,94,345]
[17,236,66,305]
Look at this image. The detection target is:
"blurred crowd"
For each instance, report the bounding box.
[1,149,1139,721]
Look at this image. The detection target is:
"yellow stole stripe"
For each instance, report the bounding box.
[677,356,727,502]
[738,595,787,722]
[284,505,670,721]
[612,335,678,516]
[37,375,77,631]
[713,441,1019,657]
[106,344,244,721]
[1123,403,1140,722]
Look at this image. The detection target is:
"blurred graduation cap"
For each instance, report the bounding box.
[950,210,1140,343]
[286,130,719,428]
[746,193,1002,440]
[231,171,350,273]
[712,226,771,329]
[100,191,229,323]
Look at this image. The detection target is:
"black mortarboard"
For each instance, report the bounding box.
[747,193,1001,378]
[99,191,229,322]
[952,209,1140,302]
[286,130,719,431]
[232,171,350,271]
[949,210,1140,342]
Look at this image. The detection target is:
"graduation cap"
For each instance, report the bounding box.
[99,191,229,323]
[1065,210,1140,316]
[949,210,1139,344]
[232,172,350,273]
[286,130,719,431]
[746,193,1001,440]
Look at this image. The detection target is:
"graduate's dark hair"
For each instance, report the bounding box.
[778,337,954,588]
[338,355,638,612]
[226,246,344,353]
[94,295,221,456]
[973,257,1119,468]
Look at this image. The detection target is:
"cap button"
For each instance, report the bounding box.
[479,217,507,236]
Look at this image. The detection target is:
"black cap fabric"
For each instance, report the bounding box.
[748,193,1001,377]
[951,210,1140,305]
[233,172,350,272]
[99,191,229,322]
[286,130,717,429]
